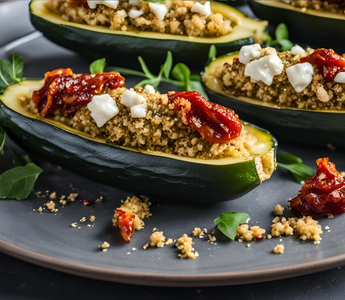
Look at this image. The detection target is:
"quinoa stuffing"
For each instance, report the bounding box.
[47,0,233,37]
[176,234,199,259]
[143,231,166,249]
[208,44,345,111]
[286,0,345,14]
[273,244,285,254]
[236,224,266,242]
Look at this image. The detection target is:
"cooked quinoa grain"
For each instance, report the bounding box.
[47,1,233,37]
[287,0,345,14]
[176,234,198,259]
[143,231,166,249]
[273,244,285,254]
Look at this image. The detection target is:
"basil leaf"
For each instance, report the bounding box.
[214,212,249,240]
[0,127,5,155]
[0,163,43,200]
[89,58,106,74]
[277,162,314,183]
[12,53,24,82]
[0,59,16,89]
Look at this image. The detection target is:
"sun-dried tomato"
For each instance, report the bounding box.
[32,68,125,117]
[168,91,242,143]
[290,158,345,217]
[300,48,345,82]
[116,209,135,242]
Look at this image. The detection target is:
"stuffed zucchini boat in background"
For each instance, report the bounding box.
[0,68,276,203]
[29,0,267,66]
[202,44,345,149]
[248,0,345,53]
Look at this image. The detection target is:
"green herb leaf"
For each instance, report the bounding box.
[0,163,43,200]
[172,63,191,91]
[0,127,5,155]
[265,23,293,51]
[275,23,289,41]
[138,56,155,79]
[0,54,24,89]
[277,150,314,183]
[89,58,106,74]
[112,67,146,77]
[214,212,249,240]
[208,45,217,63]
[161,51,173,79]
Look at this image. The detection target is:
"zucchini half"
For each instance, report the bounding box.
[248,0,344,53]
[0,81,276,203]
[202,53,345,149]
[29,1,267,66]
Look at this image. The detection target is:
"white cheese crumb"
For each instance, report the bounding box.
[149,2,168,21]
[191,1,211,17]
[103,0,119,9]
[334,72,345,83]
[244,54,284,85]
[87,0,103,9]
[144,84,155,94]
[128,8,144,18]
[131,103,147,118]
[87,94,119,127]
[291,45,305,55]
[120,90,146,108]
[286,62,314,93]
[239,43,261,65]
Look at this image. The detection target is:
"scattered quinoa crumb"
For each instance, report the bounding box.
[325,226,330,231]
[143,231,166,249]
[165,238,174,245]
[236,224,266,242]
[274,244,285,254]
[267,234,272,240]
[71,223,77,228]
[191,227,202,237]
[80,217,87,223]
[328,214,334,219]
[100,241,110,250]
[45,201,56,212]
[208,235,217,243]
[176,234,198,259]
[95,196,103,203]
[286,205,292,211]
[274,204,284,216]
[49,192,57,200]
[89,215,96,222]
[67,193,78,202]
[247,244,251,248]
[38,206,43,213]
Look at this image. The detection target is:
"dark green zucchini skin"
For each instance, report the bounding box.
[204,86,345,149]
[29,1,266,67]
[248,1,344,53]
[0,90,275,203]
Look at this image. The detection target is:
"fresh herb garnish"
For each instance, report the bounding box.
[111,51,209,99]
[277,150,314,183]
[0,126,42,200]
[207,45,218,64]
[0,54,24,92]
[265,23,294,51]
[89,58,106,74]
[214,212,249,240]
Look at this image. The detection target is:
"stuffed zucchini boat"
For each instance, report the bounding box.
[248,0,345,53]
[202,44,345,149]
[29,0,267,66]
[0,68,276,203]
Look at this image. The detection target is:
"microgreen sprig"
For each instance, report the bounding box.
[110,51,209,99]
[265,23,294,51]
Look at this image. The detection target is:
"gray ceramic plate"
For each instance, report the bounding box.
[1,0,345,287]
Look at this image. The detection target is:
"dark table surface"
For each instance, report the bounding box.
[1,0,345,299]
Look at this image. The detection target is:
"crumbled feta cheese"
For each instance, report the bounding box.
[149,2,168,21]
[87,94,119,127]
[239,43,261,65]
[128,8,144,18]
[87,0,103,9]
[120,90,146,108]
[286,62,314,93]
[191,1,211,17]
[131,103,147,118]
[244,54,284,85]
[144,84,155,94]
[291,45,305,55]
[334,72,345,83]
